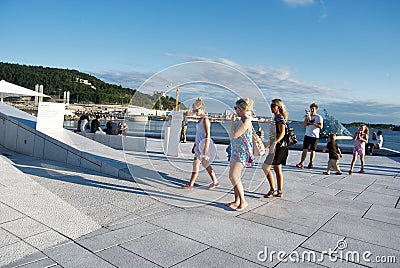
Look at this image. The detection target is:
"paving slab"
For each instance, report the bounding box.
[334,190,359,200]
[172,248,265,268]
[363,204,400,225]
[300,230,345,254]
[96,246,161,268]
[337,237,400,268]
[121,229,209,267]
[320,213,400,251]
[0,227,21,248]
[365,183,400,197]
[0,217,49,239]
[76,222,161,252]
[250,199,337,231]
[301,193,371,216]
[354,191,399,208]
[0,241,38,267]
[1,252,50,268]
[43,242,115,268]
[239,212,315,237]
[147,207,306,266]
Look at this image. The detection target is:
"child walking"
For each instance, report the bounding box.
[322,133,343,175]
[182,98,219,189]
[349,124,369,174]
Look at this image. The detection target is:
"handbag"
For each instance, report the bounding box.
[252,131,266,156]
[281,123,297,147]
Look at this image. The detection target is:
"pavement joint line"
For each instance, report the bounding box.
[395,196,400,209]
[169,246,210,268]
[116,245,164,268]
[237,214,310,238]
[297,212,339,251]
[361,203,373,218]
[10,257,51,268]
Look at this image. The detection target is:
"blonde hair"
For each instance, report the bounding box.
[192,98,205,110]
[236,98,253,116]
[271,98,288,121]
[360,124,369,136]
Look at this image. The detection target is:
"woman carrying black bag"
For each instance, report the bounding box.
[262,99,289,198]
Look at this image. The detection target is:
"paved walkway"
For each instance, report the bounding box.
[0,139,399,267]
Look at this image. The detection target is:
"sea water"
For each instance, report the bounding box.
[64,120,400,152]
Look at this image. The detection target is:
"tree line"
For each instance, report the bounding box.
[0,62,182,110]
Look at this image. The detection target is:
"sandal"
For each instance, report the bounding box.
[264,190,277,198]
[296,163,304,169]
[182,184,194,189]
[208,182,220,189]
[275,190,283,197]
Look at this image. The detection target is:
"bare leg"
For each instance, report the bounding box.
[201,159,218,184]
[300,149,308,164]
[188,158,201,186]
[262,163,276,192]
[229,161,247,209]
[310,150,315,164]
[274,165,283,193]
[349,153,357,171]
[360,155,365,170]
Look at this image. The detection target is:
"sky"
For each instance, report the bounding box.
[0,0,399,124]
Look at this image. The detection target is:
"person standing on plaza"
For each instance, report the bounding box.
[296,103,323,169]
[227,98,254,211]
[349,124,369,174]
[322,133,343,175]
[182,98,219,189]
[180,115,188,143]
[262,99,289,198]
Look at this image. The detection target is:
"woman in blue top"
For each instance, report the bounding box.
[227,98,254,212]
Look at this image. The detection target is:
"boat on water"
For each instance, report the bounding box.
[124,114,148,122]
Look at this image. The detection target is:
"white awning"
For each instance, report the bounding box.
[0,80,50,102]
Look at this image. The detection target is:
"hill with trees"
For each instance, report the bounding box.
[0,62,182,110]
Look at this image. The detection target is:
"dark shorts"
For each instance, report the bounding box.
[303,135,319,151]
[264,145,288,166]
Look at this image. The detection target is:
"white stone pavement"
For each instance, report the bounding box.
[0,139,399,268]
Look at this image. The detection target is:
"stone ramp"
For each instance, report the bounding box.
[0,152,101,266]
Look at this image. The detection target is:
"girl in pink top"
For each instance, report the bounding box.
[349,124,369,174]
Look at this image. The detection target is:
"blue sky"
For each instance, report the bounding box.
[1,0,399,124]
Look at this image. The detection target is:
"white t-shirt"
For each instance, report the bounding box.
[376,134,383,149]
[305,114,323,138]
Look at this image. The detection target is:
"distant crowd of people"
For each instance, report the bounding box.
[75,115,128,135]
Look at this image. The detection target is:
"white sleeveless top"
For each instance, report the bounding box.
[194,117,217,160]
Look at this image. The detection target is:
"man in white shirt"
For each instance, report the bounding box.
[296,103,323,169]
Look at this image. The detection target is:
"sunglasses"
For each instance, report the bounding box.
[192,108,200,113]
[234,106,240,110]
[270,104,278,108]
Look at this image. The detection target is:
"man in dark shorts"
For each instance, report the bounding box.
[296,103,323,169]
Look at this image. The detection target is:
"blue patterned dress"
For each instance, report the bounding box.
[230,119,254,167]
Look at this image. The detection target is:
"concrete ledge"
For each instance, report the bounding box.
[77,132,146,152]
[0,103,134,180]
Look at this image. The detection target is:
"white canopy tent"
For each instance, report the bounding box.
[0,80,50,102]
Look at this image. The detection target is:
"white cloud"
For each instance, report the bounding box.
[282,0,315,7]
[93,56,400,124]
